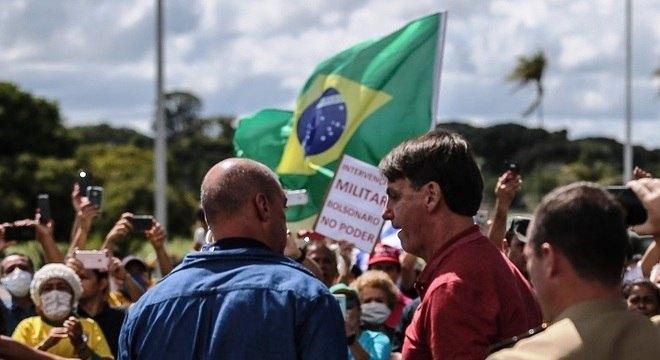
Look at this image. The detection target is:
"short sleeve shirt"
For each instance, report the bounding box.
[12,315,113,359]
[402,226,542,359]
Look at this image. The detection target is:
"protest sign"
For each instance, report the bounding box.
[315,155,387,252]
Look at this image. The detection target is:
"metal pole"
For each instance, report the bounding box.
[155,0,168,230]
[623,0,633,182]
[431,12,448,129]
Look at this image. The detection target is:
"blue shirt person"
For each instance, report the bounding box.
[119,158,347,360]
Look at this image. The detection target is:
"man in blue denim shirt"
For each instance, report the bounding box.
[119,159,347,360]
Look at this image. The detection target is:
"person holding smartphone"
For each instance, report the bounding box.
[488,169,522,251]
[65,255,126,358]
[11,264,112,360]
[331,283,391,360]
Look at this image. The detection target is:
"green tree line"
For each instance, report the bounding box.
[1,81,658,250]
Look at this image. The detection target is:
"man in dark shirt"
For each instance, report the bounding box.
[379,130,542,359]
[66,257,125,357]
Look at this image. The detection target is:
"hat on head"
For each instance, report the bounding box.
[329,283,360,309]
[30,263,82,308]
[368,244,401,266]
[296,230,325,242]
[122,255,148,270]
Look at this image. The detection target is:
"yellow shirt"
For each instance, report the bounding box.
[12,316,114,359]
[107,291,132,308]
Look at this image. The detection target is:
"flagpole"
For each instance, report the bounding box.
[623,0,633,182]
[431,11,448,129]
[154,0,168,231]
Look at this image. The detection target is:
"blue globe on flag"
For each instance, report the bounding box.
[296,87,347,156]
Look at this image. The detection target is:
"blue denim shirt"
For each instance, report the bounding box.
[118,238,347,360]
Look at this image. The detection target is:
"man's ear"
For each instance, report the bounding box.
[254,193,271,221]
[541,242,561,279]
[424,182,442,211]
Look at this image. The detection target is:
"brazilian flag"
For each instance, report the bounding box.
[234,13,447,222]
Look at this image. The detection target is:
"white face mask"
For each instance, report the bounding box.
[40,290,73,321]
[360,302,391,325]
[1,268,32,298]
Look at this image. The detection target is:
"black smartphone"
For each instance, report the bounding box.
[504,161,519,174]
[78,169,90,190]
[605,186,647,226]
[130,215,154,233]
[37,194,50,224]
[4,225,36,241]
[86,186,103,207]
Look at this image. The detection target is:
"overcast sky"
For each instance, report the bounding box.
[1,0,658,147]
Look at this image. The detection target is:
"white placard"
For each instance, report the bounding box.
[314,155,387,252]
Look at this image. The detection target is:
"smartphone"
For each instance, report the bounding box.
[285,189,309,207]
[504,161,519,174]
[73,250,110,271]
[77,169,90,190]
[37,194,51,224]
[333,294,347,318]
[605,186,647,226]
[86,186,103,207]
[3,225,36,241]
[130,215,154,233]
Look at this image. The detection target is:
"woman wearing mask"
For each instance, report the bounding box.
[351,270,399,338]
[330,283,391,360]
[11,263,113,360]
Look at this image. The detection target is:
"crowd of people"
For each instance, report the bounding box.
[1,130,659,359]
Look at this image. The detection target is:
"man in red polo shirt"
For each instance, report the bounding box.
[379,130,542,359]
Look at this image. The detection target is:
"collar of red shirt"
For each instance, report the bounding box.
[414,225,483,299]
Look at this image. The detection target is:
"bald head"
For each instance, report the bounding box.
[201,158,283,225]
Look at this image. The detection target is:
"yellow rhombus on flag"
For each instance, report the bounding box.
[277,74,392,175]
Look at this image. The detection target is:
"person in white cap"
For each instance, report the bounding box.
[11,263,113,360]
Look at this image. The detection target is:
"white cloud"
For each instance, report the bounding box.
[581,90,609,111]
[0,0,658,148]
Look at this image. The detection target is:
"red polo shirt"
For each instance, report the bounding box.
[402,226,542,359]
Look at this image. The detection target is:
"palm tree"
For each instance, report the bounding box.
[508,51,547,128]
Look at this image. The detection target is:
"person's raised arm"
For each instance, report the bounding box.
[68,183,83,248]
[0,223,17,253]
[488,171,521,250]
[108,256,144,302]
[629,178,660,237]
[23,214,64,264]
[66,200,100,257]
[147,221,173,277]
[101,213,133,251]
[629,177,660,278]
[337,241,354,285]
